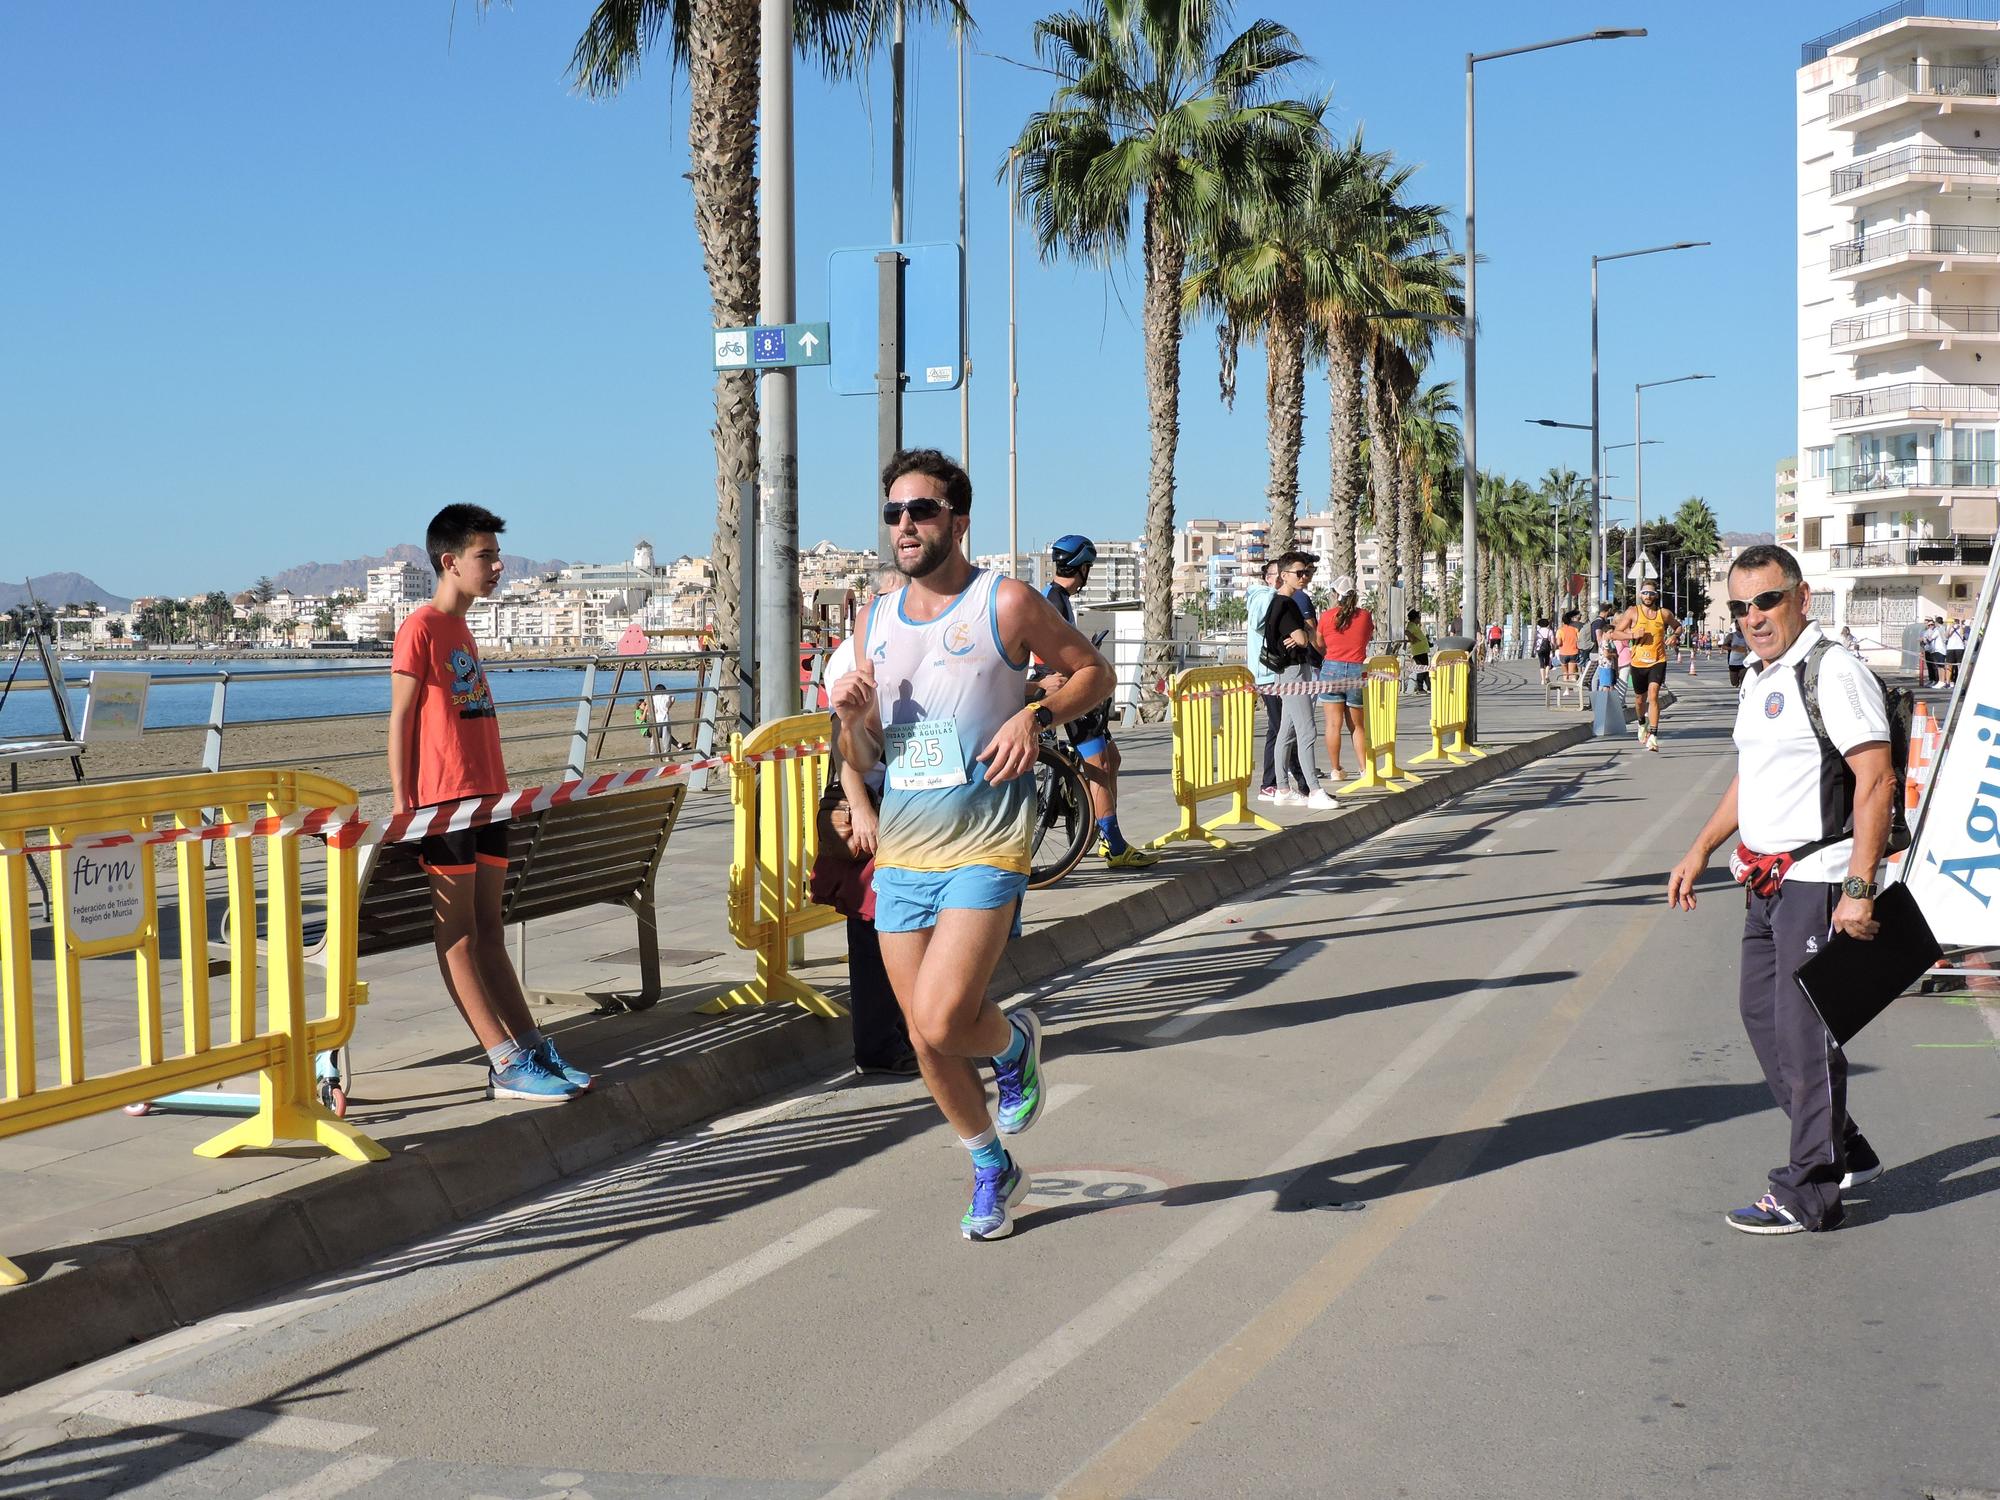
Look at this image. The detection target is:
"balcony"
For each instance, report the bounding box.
[1828,456,1999,494]
[1825,535,1995,569]
[1806,4,2000,66]
[1828,60,2000,126]
[1828,380,2000,426]
[1828,301,2000,351]
[1830,143,2000,205]
[1828,221,2000,279]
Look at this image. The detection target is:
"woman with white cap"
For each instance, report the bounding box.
[1315,575,1372,782]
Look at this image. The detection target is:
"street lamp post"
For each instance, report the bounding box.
[1463,27,1645,646]
[1600,438,1661,592]
[1590,242,1708,605]
[1634,375,1713,596]
[1528,417,1592,616]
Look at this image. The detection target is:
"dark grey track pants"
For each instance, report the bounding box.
[1738,878,1871,1230]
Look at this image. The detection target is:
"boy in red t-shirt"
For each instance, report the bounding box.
[389,505,588,1103]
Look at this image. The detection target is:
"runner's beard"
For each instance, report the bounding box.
[895,530,954,580]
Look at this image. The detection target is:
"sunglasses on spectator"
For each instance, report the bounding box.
[881,497,960,525]
[1727,584,1797,618]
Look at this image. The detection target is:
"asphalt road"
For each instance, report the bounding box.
[3,675,1997,1500]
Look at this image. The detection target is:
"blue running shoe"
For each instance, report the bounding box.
[992,1010,1044,1136]
[960,1154,1028,1241]
[531,1037,592,1092]
[487,1055,583,1102]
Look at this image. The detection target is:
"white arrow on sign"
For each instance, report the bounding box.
[798,330,819,356]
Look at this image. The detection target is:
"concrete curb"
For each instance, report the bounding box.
[0,719,1593,1395]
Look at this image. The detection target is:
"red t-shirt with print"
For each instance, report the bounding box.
[392,605,507,808]
[1317,608,1373,664]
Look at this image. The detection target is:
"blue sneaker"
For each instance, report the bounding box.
[960,1155,1028,1241]
[531,1037,592,1092]
[1725,1192,1803,1236]
[487,1055,583,1102]
[992,1010,1044,1136]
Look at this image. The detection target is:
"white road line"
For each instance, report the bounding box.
[1145,940,1323,1040]
[254,1453,400,1500]
[634,1207,877,1323]
[1353,894,1402,919]
[52,1390,375,1452]
[1040,1082,1091,1117]
[819,757,1729,1500]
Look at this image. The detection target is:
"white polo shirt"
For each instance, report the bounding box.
[1733,622,1890,884]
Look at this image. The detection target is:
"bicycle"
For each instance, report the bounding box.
[1028,732,1093,889]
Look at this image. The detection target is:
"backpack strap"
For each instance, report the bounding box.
[1796,636,1837,754]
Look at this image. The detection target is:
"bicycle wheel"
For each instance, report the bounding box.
[1028,743,1094,889]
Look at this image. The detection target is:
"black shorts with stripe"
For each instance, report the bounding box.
[418,822,508,875]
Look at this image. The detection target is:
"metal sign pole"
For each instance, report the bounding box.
[876,250,904,567]
[757,0,800,726]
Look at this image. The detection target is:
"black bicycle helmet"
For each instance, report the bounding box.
[1050,534,1097,576]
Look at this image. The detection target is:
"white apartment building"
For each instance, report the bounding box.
[365,560,429,607]
[1797,6,1999,663]
[1776,457,1800,548]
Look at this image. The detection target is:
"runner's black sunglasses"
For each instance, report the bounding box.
[1727,584,1797,618]
[882,497,963,524]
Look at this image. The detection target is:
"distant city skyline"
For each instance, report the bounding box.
[5,3,1853,594]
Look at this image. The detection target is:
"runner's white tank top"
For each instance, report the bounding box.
[864,568,1036,875]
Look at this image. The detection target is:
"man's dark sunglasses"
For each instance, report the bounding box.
[882,497,961,525]
[1727,584,1796,619]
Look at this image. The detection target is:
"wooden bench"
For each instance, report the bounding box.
[213,782,687,1013]
[351,782,687,1009]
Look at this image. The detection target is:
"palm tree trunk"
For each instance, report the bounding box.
[690,0,759,712]
[1327,317,1367,583]
[1365,344,1398,594]
[1264,288,1305,556]
[1396,448,1419,600]
[1140,191,1186,717]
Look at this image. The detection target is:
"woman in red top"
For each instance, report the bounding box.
[1315,576,1373,780]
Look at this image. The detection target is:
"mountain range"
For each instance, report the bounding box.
[261,545,570,598]
[0,573,134,612]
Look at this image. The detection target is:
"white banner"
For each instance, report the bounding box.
[1903,564,2000,947]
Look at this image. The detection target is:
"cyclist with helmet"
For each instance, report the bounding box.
[1033,535,1160,870]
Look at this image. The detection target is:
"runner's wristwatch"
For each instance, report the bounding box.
[1841,877,1878,900]
[1032,705,1055,731]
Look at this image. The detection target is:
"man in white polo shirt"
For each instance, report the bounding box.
[1666,544,1895,1236]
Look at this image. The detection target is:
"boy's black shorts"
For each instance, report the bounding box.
[418,822,508,874]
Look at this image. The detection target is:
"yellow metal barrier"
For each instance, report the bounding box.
[704,713,846,1018]
[1339,655,1421,794]
[1409,649,1486,766]
[1,771,385,1287]
[1148,666,1281,850]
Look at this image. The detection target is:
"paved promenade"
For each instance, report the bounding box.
[3,664,1598,1385]
[2,663,1995,1497]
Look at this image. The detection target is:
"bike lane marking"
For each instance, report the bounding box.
[635,1207,878,1323]
[819,753,1727,1500]
[253,1453,401,1500]
[51,1390,376,1452]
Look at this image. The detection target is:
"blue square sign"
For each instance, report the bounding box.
[827,242,965,396]
[753,327,787,364]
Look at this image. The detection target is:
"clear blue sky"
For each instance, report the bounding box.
[1,2,1851,598]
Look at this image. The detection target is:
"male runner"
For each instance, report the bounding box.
[830,450,1113,1241]
[1609,582,1679,751]
[1031,535,1160,869]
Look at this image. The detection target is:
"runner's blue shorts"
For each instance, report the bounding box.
[873,865,1027,935]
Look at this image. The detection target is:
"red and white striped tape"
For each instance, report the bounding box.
[1175,670,1407,702]
[5,741,829,859]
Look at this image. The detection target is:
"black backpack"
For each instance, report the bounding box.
[1796,637,1914,854]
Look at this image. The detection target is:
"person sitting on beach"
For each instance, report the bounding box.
[389,504,589,1103]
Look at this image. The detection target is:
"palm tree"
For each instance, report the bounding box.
[1012,0,1317,695]
[1398,378,1459,611]
[1307,145,1448,585]
[1537,465,1587,616]
[558,0,962,688]
[1182,124,1337,556]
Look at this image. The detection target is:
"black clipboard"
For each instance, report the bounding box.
[1793,882,1943,1047]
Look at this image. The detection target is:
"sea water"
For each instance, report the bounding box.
[0,658,701,740]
